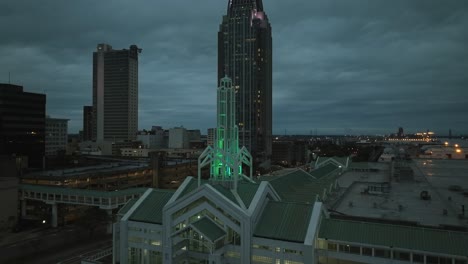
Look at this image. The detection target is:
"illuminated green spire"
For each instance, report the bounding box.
[198,76,253,190]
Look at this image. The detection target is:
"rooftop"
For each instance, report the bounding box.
[334,159,468,228]
[257,165,341,203]
[128,189,175,224]
[191,217,226,242]
[319,217,468,256]
[176,177,260,209]
[19,184,147,198]
[23,162,149,178]
[254,201,313,243]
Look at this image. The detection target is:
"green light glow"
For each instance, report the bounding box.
[212,76,239,181]
[198,75,252,189]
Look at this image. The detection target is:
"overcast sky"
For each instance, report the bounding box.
[1,0,467,135]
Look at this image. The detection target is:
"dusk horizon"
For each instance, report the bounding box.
[1,0,467,135]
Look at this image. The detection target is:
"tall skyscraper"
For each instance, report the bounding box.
[92,44,142,142]
[0,83,46,168]
[218,0,272,162]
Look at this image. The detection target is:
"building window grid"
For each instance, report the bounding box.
[317,239,466,264]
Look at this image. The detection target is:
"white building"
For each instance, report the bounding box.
[45,117,69,156]
[114,165,468,264]
[112,76,468,264]
[169,127,189,149]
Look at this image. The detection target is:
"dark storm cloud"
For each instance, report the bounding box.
[1,0,467,135]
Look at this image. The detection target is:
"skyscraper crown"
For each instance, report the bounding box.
[228,0,263,11]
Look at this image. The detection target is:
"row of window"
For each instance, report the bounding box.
[319,240,467,264]
[128,226,161,235]
[252,244,303,256]
[251,256,303,264]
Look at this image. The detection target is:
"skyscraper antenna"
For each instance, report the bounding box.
[8,71,10,84]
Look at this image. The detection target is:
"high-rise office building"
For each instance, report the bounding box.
[45,117,69,156]
[0,83,46,168]
[82,105,93,141]
[92,44,142,142]
[218,0,272,162]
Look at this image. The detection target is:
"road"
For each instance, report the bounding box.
[0,226,111,264]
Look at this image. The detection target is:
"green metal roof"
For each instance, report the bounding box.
[19,184,147,198]
[129,189,174,224]
[349,162,370,169]
[118,198,137,216]
[236,181,260,208]
[191,217,226,242]
[316,156,349,167]
[254,201,313,243]
[258,167,339,203]
[176,178,199,201]
[310,164,340,179]
[319,218,468,257]
[175,177,259,209]
[211,184,239,205]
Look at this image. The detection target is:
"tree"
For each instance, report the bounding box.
[75,207,111,237]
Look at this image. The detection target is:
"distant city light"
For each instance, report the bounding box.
[456,149,462,153]
[444,142,449,146]
[454,144,459,148]
[42,220,46,224]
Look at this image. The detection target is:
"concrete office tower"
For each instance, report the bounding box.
[0,84,46,168]
[218,0,272,162]
[45,117,69,156]
[92,44,142,142]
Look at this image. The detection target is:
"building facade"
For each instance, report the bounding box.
[92,44,142,142]
[83,105,94,141]
[207,128,216,147]
[137,128,167,149]
[0,83,46,168]
[218,0,272,162]
[45,117,69,156]
[111,77,468,264]
[114,166,468,264]
[169,127,189,149]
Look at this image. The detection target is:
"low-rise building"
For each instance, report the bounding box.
[0,156,20,231]
[137,128,167,149]
[169,127,189,149]
[113,164,468,263]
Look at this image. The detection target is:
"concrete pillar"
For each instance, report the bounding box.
[106,209,113,234]
[51,203,58,228]
[21,200,27,217]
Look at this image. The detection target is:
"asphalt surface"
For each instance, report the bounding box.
[0,226,111,264]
